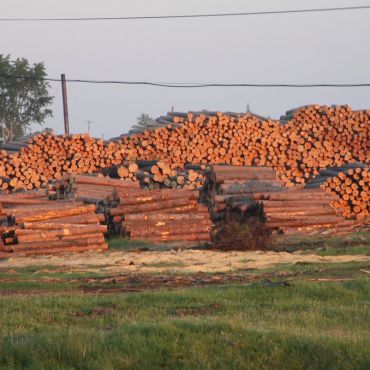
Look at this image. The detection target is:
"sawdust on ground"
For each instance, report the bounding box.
[1,249,369,274]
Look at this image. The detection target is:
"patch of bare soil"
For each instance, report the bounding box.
[1,249,369,274]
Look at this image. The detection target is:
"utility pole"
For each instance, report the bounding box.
[86,120,92,135]
[61,74,70,134]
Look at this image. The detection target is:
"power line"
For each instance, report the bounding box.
[0,5,370,22]
[0,74,369,88]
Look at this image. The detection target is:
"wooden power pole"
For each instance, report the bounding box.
[61,74,70,134]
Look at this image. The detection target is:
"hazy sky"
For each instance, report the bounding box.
[1,0,370,138]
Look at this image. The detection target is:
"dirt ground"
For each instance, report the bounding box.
[1,249,369,274]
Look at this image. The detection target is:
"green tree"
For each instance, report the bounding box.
[136,113,155,127]
[0,55,53,142]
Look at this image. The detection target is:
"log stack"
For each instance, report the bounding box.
[255,188,355,236]
[320,166,369,224]
[0,133,127,192]
[115,105,369,187]
[0,197,107,257]
[0,105,368,193]
[103,161,207,190]
[205,165,285,219]
[101,162,139,182]
[111,188,212,243]
[49,174,141,236]
[205,165,356,236]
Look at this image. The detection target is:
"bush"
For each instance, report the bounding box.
[211,213,271,251]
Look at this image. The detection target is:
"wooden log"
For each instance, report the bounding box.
[22,213,103,225]
[124,213,211,222]
[13,204,96,223]
[0,198,49,206]
[13,236,106,250]
[124,218,212,228]
[17,224,107,236]
[218,181,284,195]
[17,232,106,243]
[280,225,356,235]
[3,243,108,256]
[210,166,278,183]
[266,217,354,228]
[111,197,197,215]
[73,175,140,188]
[118,189,198,206]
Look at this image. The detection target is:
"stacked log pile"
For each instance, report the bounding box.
[101,162,139,182]
[0,133,127,192]
[0,195,107,257]
[206,165,356,236]
[205,165,285,219]
[112,188,212,243]
[304,163,369,224]
[48,174,141,235]
[0,105,368,194]
[102,161,207,190]
[255,188,354,236]
[118,105,369,187]
[321,167,369,224]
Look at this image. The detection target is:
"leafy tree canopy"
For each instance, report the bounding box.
[0,54,53,141]
[136,113,155,127]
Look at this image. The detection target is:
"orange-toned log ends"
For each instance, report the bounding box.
[0,105,368,193]
[0,193,108,256]
[321,166,369,223]
[205,164,359,236]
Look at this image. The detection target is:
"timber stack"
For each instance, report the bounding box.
[102,161,207,190]
[205,165,285,219]
[0,133,127,192]
[205,165,356,236]
[255,188,354,236]
[0,105,368,193]
[118,105,368,187]
[321,166,369,224]
[49,174,141,235]
[112,188,212,243]
[0,194,107,257]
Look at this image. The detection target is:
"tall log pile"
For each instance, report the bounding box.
[206,165,356,236]
[0,194,107,257]
[0,105,368,193]
[117,105,369,188]
[112,188,212,243]
[0,104,367,243]
[0,133,127,192]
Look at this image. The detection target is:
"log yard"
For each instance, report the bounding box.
[1,2,370,369]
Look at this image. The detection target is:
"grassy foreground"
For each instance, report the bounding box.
[0,272,369,369]
[1,233,369,369]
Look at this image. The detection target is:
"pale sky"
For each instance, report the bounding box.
[1,0,370,138]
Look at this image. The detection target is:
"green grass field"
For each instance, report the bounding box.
[0,234,369,369]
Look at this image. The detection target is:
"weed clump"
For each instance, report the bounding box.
[211,212,271,251]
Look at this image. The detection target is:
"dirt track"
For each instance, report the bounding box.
[1,249,369,274]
